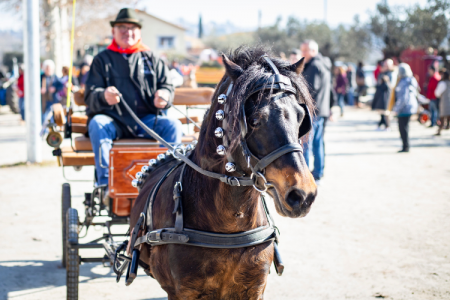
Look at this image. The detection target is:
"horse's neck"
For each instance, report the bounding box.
[182,159,267,233]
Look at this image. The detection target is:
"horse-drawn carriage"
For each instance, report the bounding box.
[47,87,213,299]
[46,48,317,300]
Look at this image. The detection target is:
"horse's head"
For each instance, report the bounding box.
[199,46,317,218]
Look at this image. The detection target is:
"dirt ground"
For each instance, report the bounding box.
[0,105,449,300]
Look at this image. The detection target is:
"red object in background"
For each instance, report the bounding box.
[400,48,441,96]
[17,73,24,98]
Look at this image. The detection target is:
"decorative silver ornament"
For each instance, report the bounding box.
[216,145,226,156]
[165,150,173,156]
[225,162,236,172]
[131,179,141,188]
[148,159,157,166]
[218,94,227,104]
[157,154,166,161]
[185,144,194,152]
[192,140,198,147]
[136,172,148,180]
[215,110,225,121]
[214,127,224,138]
[141,166,150,173]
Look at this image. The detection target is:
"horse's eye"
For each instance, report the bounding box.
[251,118,260,127]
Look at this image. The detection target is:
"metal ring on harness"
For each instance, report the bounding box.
[172,144,186,160]
[251,172,268,192]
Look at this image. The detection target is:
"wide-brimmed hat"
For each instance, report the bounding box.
[110,8,142,28]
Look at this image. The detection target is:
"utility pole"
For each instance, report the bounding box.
[23,0,42,163]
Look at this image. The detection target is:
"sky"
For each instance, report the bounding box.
[0,0,428,32]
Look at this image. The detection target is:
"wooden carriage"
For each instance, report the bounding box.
[49,87,214,300]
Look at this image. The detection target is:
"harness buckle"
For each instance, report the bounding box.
[251,172,268,193]
[229,177,240,186]
[147,229,164,243]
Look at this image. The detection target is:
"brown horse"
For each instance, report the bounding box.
[130,45,317,299]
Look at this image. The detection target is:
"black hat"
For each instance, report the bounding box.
[110,8,142,28]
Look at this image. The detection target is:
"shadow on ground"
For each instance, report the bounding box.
[0,260,166,300]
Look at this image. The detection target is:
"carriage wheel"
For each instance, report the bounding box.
[66,208,79,300]
[62,183,71,268]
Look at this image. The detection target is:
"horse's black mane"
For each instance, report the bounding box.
[199,44,314,164]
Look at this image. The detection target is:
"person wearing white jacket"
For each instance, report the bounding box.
[393,63,419,153]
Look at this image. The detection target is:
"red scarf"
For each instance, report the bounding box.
[107,39,150,54]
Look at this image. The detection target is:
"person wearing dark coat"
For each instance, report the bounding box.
[301,40,331,182]
[372,59,394,130]
[85,8,182,187]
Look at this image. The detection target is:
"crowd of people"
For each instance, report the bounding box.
[16,54,94,124]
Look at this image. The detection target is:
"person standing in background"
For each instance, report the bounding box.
[334,66,347,116]
[426,65,441,127]
[372,59,394,131]
[374,60,383,81]
[355,62,366,108]
[392,63,418,152]
[17,64,25,123]
[434,69,450,136]
[41,59,63,123]
[300,40,331,183]
[78,55,93,89]
[346,64,355,106]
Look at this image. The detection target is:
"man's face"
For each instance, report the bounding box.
[44,65,54,76]
[300,44,313,62]
[112,23,141,49]
[428,68,435,76]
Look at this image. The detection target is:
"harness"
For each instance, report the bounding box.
[115,55,312,285]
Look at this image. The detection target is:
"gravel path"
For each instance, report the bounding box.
[1,106,449,300]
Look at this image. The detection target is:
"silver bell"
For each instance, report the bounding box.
[136,172,147,180]
[185,144,194,152]
[131,179,141,188]
[214,127,224,138]
[216,145,226,156]
[225,162,236,172]
[148,159,157,166]
[218,94,227,104]
[141,165,150,173]
[157,154,166,161]
[215,110,225,121]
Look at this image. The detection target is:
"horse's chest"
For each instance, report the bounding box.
[151,243,273,299]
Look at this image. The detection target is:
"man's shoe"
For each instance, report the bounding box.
[398,149,409,153]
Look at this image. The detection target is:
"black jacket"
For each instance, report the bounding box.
[303,53,331,117]
[85,49,174,138]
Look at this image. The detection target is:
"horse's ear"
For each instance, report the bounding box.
[222,54,243,81]
[289,57,305,75]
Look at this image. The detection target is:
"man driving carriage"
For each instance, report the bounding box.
[85,8,182,189]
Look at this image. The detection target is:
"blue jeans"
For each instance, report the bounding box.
[303,116,325,179]
[19,97,25,121]
[347,88,354,106]
[429,100,439,126]
[337,93,345,115]
[88,114,182,186]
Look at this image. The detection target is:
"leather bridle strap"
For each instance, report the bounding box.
[251,143,303,174]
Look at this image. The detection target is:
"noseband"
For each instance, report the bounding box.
[215,55,312,192]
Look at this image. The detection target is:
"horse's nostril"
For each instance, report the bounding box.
[286,188,306,208]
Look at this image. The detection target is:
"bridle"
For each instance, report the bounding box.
[215,55,312,192]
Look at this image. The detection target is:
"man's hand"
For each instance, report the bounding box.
[153,90,169,108]
[104,86,120,105]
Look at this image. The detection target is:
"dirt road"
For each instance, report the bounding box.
[1,106,449,300]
